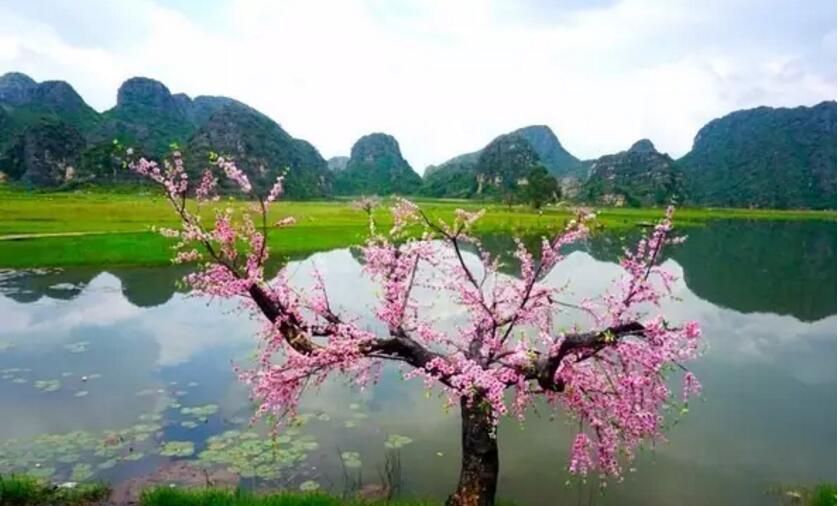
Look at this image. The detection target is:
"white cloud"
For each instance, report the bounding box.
[0,0,833,170]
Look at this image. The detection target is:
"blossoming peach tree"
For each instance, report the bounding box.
[129,151,702,506]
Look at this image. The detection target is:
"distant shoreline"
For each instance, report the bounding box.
[0,188,833,269]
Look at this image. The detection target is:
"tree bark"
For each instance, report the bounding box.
[446,398,499,506]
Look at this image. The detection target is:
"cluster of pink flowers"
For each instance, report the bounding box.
[216,156,252,193]
[131,150,702,482]
[349,195,382,214]
[195,169,219,202]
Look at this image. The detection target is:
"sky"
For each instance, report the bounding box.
[0,0,835,171]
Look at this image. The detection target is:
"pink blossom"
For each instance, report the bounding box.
[130,151,702,482]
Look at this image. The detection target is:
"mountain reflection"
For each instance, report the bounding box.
[0,266,190,308]
[0,220,833,321]
[582,220,836,321]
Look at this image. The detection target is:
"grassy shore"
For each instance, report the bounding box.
[0,186,833,268]
[0,475,109,505]
[140,488,444,506]
[1,476,834,506]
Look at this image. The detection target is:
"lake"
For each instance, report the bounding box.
[0,220,835,505]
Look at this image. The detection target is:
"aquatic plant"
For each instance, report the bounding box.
[0,423,162,480]
[340,452,362,469]
[180,404,219,420]
[159,441,195,457]
[384,435,413,450]
[33,379,61,392]
[196,430,314,480]
[63,341,90,353]
[130,151,702,505]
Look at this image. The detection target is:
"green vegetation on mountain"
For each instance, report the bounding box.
[475,133,551,205]
[419,125,583,200]
[327,155,349,171]
[419,151,480,198]
[510,125,587,180]
[91,77,196,157]
[0,119,87,186]
[186,102,332,199]
[91,78,242,158]
[0,72,100,155]
[582,139,684,207]
[333,133,422,195]
[0,72,834,208]
[679,101,836,209]
[0,73,330,194]
[524,165,560,209]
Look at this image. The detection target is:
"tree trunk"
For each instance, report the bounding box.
[446,398,499,506]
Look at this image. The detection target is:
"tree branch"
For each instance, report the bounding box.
[531,321,646,392]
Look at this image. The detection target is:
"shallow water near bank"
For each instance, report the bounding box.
[0,220,835,505]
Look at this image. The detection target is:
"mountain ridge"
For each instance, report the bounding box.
[0,71,833,208]
[333,133,422,195]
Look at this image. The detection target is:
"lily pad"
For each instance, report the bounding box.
[97,459,117,470]
[197,430,314,480]
[180,421,199,429]
[70,463,93,481]
[63,341,90,353]
[74,391,89,398]
[180,404,219,419]
[0,341,14,352]
[385,434,413,449]
[34,379,61,392]
[132,424,162,435]
[160,441,195,457]
[299,480,320,492]
[291,414,313,426]
[123,451,145,461]
[341,451,362,469]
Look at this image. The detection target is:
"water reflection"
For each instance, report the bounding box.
[584,220,837,322]
[0,267,191,308]
[0,220,834,506]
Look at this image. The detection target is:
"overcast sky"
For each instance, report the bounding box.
[0,0,834,171]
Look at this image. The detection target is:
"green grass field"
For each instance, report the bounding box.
[140,487,444,506]
[0,474,109,505]
[0,185,833,268]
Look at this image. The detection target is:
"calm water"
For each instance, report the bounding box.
[0,220,834,505]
